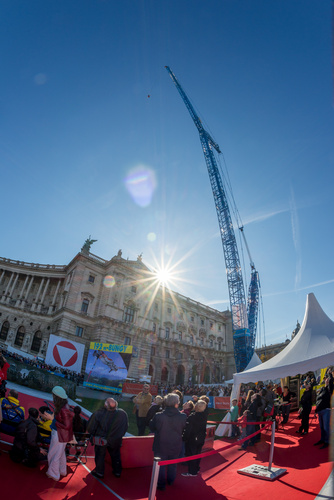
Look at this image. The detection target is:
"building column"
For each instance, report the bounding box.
[48,279,61,313]
[31,278,45,312]
[1,272,14,302]
[16,274,29,306]
[37,278,50,312]
[20,275,34,309]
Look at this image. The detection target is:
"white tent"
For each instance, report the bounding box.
[225,351,262,385]
[232,293,334,394]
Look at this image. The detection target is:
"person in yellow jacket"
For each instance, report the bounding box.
[38,406,53,443]
[133,384,152,435]
[0,389,25,434]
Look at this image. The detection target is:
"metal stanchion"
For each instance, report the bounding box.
[238,420,287,480]
[148,457,161,500]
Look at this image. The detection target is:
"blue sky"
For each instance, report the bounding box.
[1,1,333,347]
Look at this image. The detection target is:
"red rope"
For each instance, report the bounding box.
[158,421,272,466]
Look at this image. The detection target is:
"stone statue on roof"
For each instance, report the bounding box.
[81,236,97,253]
[291,320,301,340]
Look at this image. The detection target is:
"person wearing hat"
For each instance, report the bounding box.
[46,386,73,481]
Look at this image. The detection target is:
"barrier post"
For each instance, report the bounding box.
[268,419,275,471]
[148,457,160,500]
[237,420,287,480]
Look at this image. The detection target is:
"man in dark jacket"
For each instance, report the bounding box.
[314,376,331,449]
[296,383,313,435]
[149,393,187,491]
[87,397,128,479]
[182,400,207,477]
[239,393,260,450]
[10,407,47,467]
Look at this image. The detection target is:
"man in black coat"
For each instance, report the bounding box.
[10,407,47,467]
[149,393,186,491]
[182,400,207,477]
[296,383,313,435]
[88,398,128,479]
[314,376,331,449]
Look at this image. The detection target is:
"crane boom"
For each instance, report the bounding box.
[165,66,254,372]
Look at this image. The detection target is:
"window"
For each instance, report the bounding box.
[81,299,89,313]
[178,331,182,341]
[124,336,131,345]
[190,316,194,322]
[123,306,135,323]
[210,322,213,329]
[167,307,171,314]
[0,321,9,341]
[218,324,221,331]
[31,330,42,352]
[210,339,213,348]
[131,286,137,293]
[200,337,204,346]
[189,335,194,345]
[178,352,183,360]
[151,346,155,356]
[14,326,25,347]
[88,275,95,283]
[152,322,156,333]
[165,327,170,340]
[75,326,83,337]
[166,350,170,359]
[218,340,222,351]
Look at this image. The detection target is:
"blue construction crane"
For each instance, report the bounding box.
[165,66,260,372]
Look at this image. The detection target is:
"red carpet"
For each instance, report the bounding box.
[0,389,332,500]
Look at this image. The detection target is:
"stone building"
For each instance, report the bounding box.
[0,246,236,385]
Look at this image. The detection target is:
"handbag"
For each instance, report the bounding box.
[91,436,107,446]
[90,409,118,446]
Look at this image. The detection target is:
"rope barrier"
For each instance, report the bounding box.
[148,420,274,499]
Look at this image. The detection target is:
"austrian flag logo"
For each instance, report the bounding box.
[45,334,85,372]
[52,340,78,367]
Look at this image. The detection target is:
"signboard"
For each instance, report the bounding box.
[214,396,231,410]
[45,334,85,373]
[83,342,133,394]
[122,383,158,396]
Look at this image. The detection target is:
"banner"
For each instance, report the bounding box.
[214,396,231,410]
[83,342,133,394]
[122,382,158,396]
[45,334,85,373]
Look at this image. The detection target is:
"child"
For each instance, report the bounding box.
[230,399,240,438]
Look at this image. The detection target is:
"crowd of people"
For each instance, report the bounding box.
[2,349,85,385]
[157,383,232,397]
[0,349,333,488]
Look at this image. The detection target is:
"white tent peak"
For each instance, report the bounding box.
[232,293,334,388]
[245,351,262,370]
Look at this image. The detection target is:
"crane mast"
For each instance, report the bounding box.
[166,66,256,372]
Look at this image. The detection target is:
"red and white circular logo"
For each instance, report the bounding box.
[53,341,78,367]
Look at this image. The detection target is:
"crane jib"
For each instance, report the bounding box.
[166,66,259,373]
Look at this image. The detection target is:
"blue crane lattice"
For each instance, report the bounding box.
[165,66,259,372]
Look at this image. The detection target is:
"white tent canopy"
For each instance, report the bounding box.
[233,293,334,391]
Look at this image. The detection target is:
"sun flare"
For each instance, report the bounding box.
[155,267,172,285]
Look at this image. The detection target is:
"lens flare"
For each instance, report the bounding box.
[147,232,156,242]
[124,165,157,207]
[103,275,115,288]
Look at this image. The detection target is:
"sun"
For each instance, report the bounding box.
[155,267,172,286]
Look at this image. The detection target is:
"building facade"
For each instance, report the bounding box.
[0,247,236,385]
